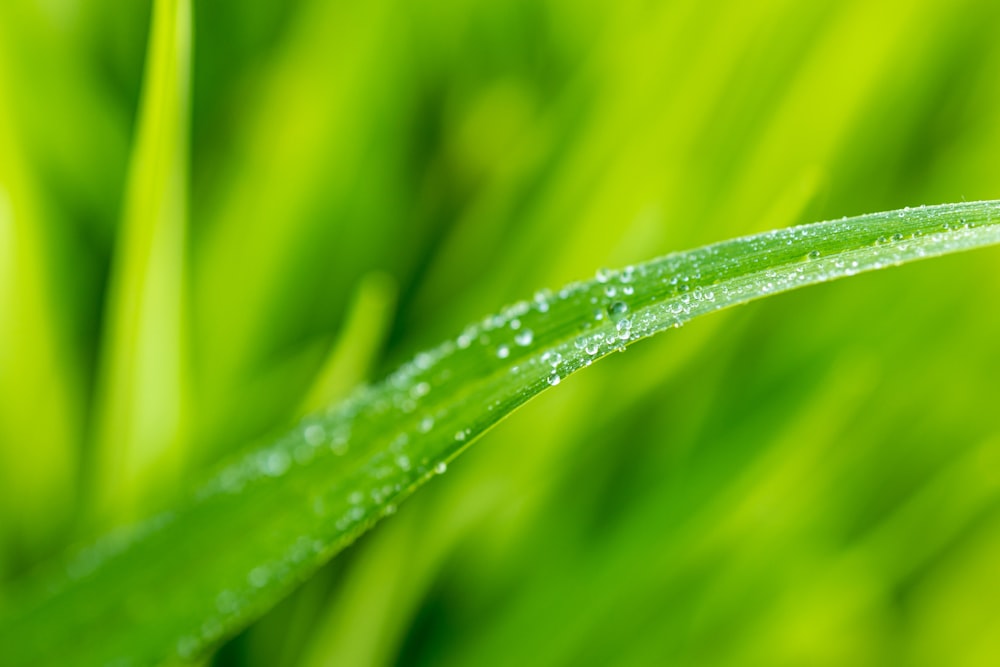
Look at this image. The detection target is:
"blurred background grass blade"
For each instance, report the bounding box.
[1,201,999,667]
[0,8,84,580]
[298,273,398,415]
[189,0,407,466]
[89,0,192,524]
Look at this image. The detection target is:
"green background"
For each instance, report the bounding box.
[2,0,1000,664]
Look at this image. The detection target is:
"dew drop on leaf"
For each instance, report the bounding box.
[266,451,290,476]
[304,424,325,445]
[248,567,269,588]
[608,301,628,318]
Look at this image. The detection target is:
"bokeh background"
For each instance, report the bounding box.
[2,0,1000,665]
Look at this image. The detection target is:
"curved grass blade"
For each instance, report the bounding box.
[2,200,1000,666]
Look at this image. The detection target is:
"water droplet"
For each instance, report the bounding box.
[622,285,634,296]
[510,318,521,330]
[304,424,325,445]
[595,268,612,283]
[584,341,600,355]
[616,319,632,341]
[455,430,467,441]
[608,301,628,318]
[515,329,534,346]
[396,454,411,471]
[435,462,448,474]
[216,590,239,614]
[419,416,435,433]
[248,567,270,588]
[807,250,821,260]
[541,350,563,368]
[534,290,551,312]
[891,233,904,241]
[385,504,397,515]
[263,450,290,477]
[497,344,510,359]
[547,373,561,386]
[411,382,430,398]
[604,285,618,298]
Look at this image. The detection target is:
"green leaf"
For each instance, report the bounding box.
[2,200,999,666]
[89,0,192,523]
[0,9,84,569]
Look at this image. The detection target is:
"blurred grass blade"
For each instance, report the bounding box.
[89,0,192,523]
[298,272,398,415]
[0,18,82,572]
[3,201,1000,666]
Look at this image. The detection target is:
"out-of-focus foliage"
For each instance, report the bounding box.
[1,0,999,665]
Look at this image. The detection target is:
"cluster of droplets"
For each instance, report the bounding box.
[540,349,564,385]
[197,416,356,501]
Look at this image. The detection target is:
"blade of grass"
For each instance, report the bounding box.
[298,272,398,415]
[0,19,82,573]
[2,200,999,666]
[89,0,192,524]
